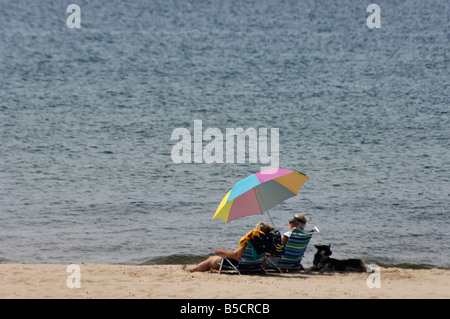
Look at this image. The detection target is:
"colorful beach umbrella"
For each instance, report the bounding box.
[212,168,309,224]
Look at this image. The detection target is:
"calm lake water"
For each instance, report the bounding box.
[0,0,449,269]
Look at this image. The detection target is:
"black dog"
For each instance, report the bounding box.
[312,245,366,272]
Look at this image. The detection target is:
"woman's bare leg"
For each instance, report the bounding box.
[185,256,222,272]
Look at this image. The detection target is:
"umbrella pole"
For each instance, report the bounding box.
[266,210,276,230]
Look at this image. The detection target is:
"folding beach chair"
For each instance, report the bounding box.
[218,242,267,276]
[267,227,319,272]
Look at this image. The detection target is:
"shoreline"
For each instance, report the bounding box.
[1,263,449,299]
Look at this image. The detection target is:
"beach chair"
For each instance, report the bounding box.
[218,242,267,276]
[267,227,319,272]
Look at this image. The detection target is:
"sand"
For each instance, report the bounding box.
[0,263,449,299]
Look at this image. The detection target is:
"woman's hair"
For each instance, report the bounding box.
[256,222,274,234]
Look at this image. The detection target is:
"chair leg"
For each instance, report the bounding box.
[218,259,224,274]
[220,256,241,276]
[265,257,283,273]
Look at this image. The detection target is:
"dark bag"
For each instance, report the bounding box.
[250,230,284,256]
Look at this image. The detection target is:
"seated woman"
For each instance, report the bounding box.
[185,222,274,273]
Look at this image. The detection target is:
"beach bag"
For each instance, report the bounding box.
[250,230,284,257]
[267,230,284,256]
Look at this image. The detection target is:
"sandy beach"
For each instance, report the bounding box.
[1,263,449,299]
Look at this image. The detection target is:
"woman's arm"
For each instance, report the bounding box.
[281,235,289,247]
[214,245,246,260]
